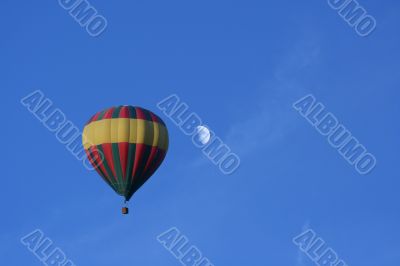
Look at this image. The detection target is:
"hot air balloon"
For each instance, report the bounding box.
[82,106,169,214]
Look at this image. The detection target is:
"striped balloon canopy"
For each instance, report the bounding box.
[82,106,169,202]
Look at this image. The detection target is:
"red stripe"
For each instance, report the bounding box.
[147,149,166,178]
[119,106,130,118]
[85,149,96,168]
[149,112,162,124]
[86,111,100,125]
[142,146,159,176]
[118,142,129,180]
[86,147,113,184]
[142,112,165,177]
[138,149,166,189]
[92,147,110,181]
[135,107,146,120]
[103,107,115,119]
[102,143,117,182]
[130,143,145,183]
[85,149,106,179]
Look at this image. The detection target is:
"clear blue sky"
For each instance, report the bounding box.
[1,0,399,265]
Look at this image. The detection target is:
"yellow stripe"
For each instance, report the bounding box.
[82,118,168,150]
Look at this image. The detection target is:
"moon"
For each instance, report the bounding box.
[195,126,211,145]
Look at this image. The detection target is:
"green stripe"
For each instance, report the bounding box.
[123,106,137,200]
[110,106,124,194]
[124,143,136,200]
[127,145,153,201]
[141,108,154,121]
[87,148,113,189]
[140,148,165,192]
[97,145,120,195]
[112,106,122,118]
[112,143,124,195]
[128,106,137,119]
[96,109,108,121]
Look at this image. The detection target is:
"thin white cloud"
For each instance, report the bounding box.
[185,39,321,172]
[224,40,321,157]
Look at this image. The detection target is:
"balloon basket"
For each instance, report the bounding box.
[122,207,129,215]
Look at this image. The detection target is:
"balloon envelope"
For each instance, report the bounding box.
[82,106,169,201]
